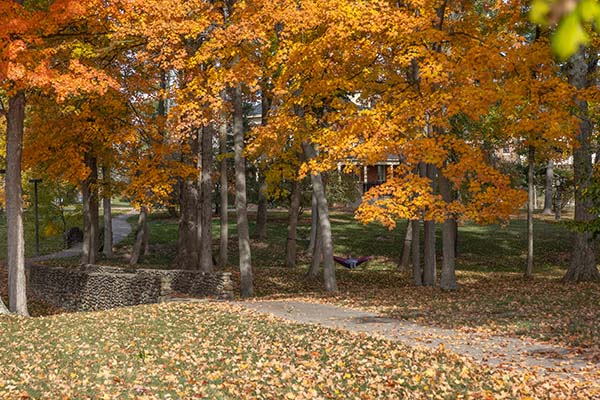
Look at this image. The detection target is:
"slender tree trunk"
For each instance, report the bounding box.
[525,145,535,278]
[6,90,27,316]
[130,207,148,265]
[564,50,600,282]
[398,220,412,272]
[233,85,253,297]
[102,165,113,257]
[219,118,229,268]
[302,142,337,292]
[411,219,422,286]
[542,160,554,215]
[307,216,322,279]
[199,126,214,273]
[81,153,99,264]
[423,164,437,286]
[175,177,199,269]
[439,172,458,290]
[285,179,301,268]
[555,183,562,221]
[307,191,318,253]
[255,174,268,240]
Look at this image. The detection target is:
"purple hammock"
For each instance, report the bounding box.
[333,255,373,269]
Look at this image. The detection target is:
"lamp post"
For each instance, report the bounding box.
[29,179,42,256]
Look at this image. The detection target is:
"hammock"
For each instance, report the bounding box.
[333,255,373,269]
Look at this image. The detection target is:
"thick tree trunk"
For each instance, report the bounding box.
[564,50,600,282]
[398,220,412,272]
[130,207,148,265]
[302,142,337,292]
[81,153,99,264]
[102,165,113,257]
[307,191,318,253]
[219,119,229,268]
[526,146,535,278]
[285,179,301,268]
[555,184,562,221]
[6,91,28,316]
[199,126,214,273]
[542,160,554,215]
[423,164,437,286]
[411,219,422,285]
[255,174,268,240]
[233,85,253,297]
[439,172,458,290]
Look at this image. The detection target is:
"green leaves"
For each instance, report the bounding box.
[530,0,600,59]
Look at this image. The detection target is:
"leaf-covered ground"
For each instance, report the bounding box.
[0,302,597,399]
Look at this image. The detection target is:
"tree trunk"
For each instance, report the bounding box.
[255,174,268,240]
[307,215,322,279]
[102,165,113,257]
[302,142,337,292]
[526,145,535,278]
[219,118,229,268]
[411,219,422,285]
[439,172,458,290]
[6,90,28,316]
[542,160,554,215]
[285,179,301,268]
[175,177,199,269]
[199,126,214,273]
[398,220,412,272]
[130,207,148,265]
[564,50,600,282]
[423,163,437,286]
[81,153,99,265]
[233,85,253,297]
[555,183,562,221]
[307,191,318,253]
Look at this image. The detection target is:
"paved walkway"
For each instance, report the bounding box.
[241,300,598,380]
[28,212,135,262]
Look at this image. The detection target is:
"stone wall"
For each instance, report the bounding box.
[27,264,234,312]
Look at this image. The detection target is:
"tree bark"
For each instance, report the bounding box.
[307,191,318,253]
[6,90,28,316]
[423,163,437,286]
[81,153,99,265]
[130,207,148,265]
[398,220,412,272]
[439,172,458,290]
[526,145,535,278]
[255,174,268,240]
[411,219,422,285]
[542,160,554,215]
[199,126,214,273]
[233,85,253,297]
[302,141,337,292]
[175,177,199,269]
[285,179,301,268]
[307,218,322,279]
[102,165,113,257]
[564,50,600,282]
[219,118,229,268]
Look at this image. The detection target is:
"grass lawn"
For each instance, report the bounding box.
[0,302,595,399]
[103,209,600,353]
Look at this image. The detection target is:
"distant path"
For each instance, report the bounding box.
[241,300,598,380]
[28,212,135,262]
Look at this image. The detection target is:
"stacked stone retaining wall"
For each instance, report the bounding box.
[27,264,234,311]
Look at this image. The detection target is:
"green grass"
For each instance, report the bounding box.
[103,209,600,351]
[0,302,593,399]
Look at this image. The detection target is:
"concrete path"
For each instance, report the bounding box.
[28,212,135,262]
[241,300,598,380]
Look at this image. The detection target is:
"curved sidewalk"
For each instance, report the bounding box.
[28,212,135,262]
